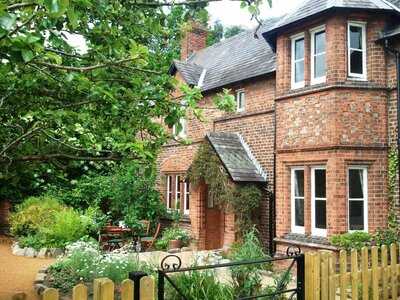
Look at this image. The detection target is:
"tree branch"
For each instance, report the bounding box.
[41,129,113,154]
[33,58,135,72]
[44,48,86,59]
[0,125,41,157]
[131,0,242,7]
[0,12,37,41]
[0,153,122,163]
[7,2,37,11]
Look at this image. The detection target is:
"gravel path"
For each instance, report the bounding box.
[0,237,54,300]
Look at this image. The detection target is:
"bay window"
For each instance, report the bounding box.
[348,166,368,231]
[291,167,305,233]
[311,26,326,84]
[311,167,327,236]
[348,22,367,79]
[291,34,305,89]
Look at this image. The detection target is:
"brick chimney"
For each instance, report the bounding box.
[181,21,207,60]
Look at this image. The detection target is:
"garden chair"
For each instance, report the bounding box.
[140,223,161,250]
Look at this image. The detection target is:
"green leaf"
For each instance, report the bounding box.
[44,0,69,17]
[21,49,34,62]
[0,13,16,31]
[67,7,78,30]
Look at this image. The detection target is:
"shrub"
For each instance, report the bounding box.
[10,196,63,237]
[39,209,90,248]
[10,197,101,249]
[229,229,271,298]
[330,231,372,251]
[165,269,234,300]
[374,227,400,247]
[155,227,191,250]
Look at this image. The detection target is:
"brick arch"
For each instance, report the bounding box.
[160,153,194,173]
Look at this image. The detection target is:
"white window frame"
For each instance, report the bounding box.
[166,175,173,210]
[311,166,327,237]
[347,21,367,80]
[310,25,326,85]
[291,33,305,90]
[184,179,190,215]
[236,90,245,112]
[175,175,181,211]
[173,118,187,139]
[347,166,368,232]
[291,167,305,234]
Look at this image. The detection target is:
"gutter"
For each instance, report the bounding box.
[382,39,400,203]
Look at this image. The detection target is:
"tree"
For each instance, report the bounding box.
[0,0,268,201]
[207,20,224,46]
[224,25,245,39]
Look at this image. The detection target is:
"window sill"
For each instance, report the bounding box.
[274,233,338,251]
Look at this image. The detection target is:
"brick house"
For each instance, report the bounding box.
[157,0,400,254]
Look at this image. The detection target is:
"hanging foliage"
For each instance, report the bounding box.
[388,147,399,228]
[188,143,263,236]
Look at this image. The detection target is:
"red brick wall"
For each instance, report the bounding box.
[274,11,391,246]
[275,149,388,238]
[157,75,276,250]
[387,40,400,221]
[180,22,207,60]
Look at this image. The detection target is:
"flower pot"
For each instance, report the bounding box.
[168,239,182,250]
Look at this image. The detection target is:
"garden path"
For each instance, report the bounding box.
[0,237,54,300]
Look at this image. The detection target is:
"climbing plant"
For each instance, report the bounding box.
[188,143,263,236]
[388,147,399,228]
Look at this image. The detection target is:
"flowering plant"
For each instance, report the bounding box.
[48,240,153,292]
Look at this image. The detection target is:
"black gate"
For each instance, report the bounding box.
[157,246,305,300]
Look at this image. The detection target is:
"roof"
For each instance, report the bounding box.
[170,18,278,92]
[206,132,267,183]
[263,0,400,41]
[379,25,400,40]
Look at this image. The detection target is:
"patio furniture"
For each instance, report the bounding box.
[100,225,131,251]
[140,223,161,250]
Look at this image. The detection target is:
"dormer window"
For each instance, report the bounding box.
[291,33,305,89]
[348,22,367,79]
[236,90,245,112]
[173,118,187,139]
[311,26,326,84]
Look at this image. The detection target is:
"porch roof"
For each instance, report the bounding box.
[206,132,267,183]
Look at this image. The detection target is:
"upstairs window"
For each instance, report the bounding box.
[172,118,187,139]
[236,90,245,112]
[348,22,367,79]
[291,34,305,89]
[348,167,368,231]
[291,167,305,234]
[311,26,326,84]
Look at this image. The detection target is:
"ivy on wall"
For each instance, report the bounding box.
[188,143,263,236]
[388,147,399,228]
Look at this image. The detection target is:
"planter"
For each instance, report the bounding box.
[168,239,182,250]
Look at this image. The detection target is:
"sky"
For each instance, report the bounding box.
[66,0,304,52]
[208,0,303,28]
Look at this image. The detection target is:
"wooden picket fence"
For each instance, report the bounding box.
[42,276,155,300]
[305,243,400,300]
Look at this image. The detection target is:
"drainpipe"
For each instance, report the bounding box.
[383,39,400,203]
[271,100,277,255]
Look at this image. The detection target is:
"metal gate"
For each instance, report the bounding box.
[157,246,305,300]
